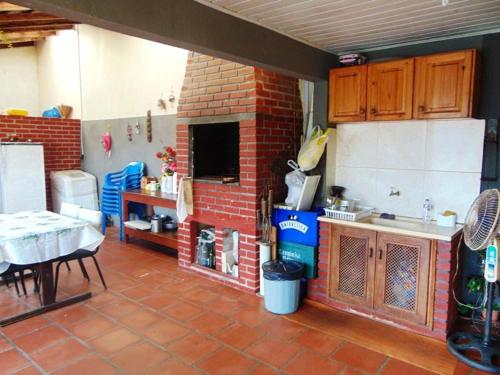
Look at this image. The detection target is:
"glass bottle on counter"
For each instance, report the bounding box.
[423,198,433,224]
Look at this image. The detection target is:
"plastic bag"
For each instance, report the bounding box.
[285,169,306,208]
[297,125,331,171]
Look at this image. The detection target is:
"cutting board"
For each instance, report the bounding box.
[296,175,321,211]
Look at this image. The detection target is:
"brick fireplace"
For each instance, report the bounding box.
[175,52,303,292]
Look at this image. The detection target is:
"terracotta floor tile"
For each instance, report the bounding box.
[86,291,123,308]
[141,292,176,310]
[168,333,221,364]
[0,316,50,340]
[120,285,155,300]
[67,315,116,341]
[89,328,142,356]
[14,325,69,353]
[248,365,282,375]
[142,319,190,346]
[205,296,241,315]
[31,338,89,373]
[110,341,169,374]
[332,342,387,373]
[0,349,31,375]
[52,354,117,375]
[189,312,232,335]
[380,359,438,375]
[118,308,163,330]
[48,304,96,326]
[11,366,43,375]
[97,299,142,319]
[284,350,343,375]
[342,367,366,375]
[0,336,12,353]
[146,357,203,375]
[182,287,219,304]
[257,317,306,340]
[246,337,302,368]
[163,301,203,321]
[293,328,344,356]
[216,323,265,350]
[197,347,257,375]
[230,305,273,328]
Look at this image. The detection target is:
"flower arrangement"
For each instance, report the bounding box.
[156,146,177,176]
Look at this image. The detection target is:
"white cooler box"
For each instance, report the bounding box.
[50,170,99,213]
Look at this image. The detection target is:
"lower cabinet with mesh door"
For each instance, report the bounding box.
[329,226,431,326]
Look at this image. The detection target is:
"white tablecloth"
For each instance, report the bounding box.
[0,210,104,273]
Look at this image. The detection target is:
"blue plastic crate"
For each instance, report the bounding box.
[272,208,321,247]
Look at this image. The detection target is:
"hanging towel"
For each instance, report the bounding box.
[176,177,193,223]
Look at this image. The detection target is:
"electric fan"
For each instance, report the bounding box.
[448,189,500,373]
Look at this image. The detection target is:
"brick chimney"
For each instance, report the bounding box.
[175,52,303,292]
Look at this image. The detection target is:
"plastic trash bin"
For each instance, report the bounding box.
[262,260,304,314]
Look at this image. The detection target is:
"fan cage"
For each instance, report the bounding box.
[464,189,500,251]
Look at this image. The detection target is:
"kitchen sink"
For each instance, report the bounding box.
[359,216,426,231]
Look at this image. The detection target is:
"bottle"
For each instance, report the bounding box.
[423,198,433,223]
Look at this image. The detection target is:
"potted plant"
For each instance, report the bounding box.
[457,303,474,317]
[155,146,177,193]
[467,275,485,295]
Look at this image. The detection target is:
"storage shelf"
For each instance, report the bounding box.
[124,227,177,250]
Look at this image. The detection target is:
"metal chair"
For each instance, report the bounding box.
[1,264,40,297]
[54,207,107,296]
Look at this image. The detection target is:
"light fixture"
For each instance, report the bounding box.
[442,0,449,6]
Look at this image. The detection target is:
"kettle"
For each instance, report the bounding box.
[150,215,163,233]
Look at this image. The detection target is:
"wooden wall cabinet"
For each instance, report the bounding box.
[413,49,477,119]
[328,49,478,123]
[367,58,414,121]
[329,226,431,325]
[328,65,367,123]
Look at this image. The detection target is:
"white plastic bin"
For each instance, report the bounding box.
[50,170,99,213]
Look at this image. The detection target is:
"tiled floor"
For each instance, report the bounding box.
[0,229,489,374]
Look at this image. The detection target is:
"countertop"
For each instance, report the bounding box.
[318,215,463,241]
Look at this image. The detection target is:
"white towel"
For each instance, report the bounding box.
[176,177,193,223]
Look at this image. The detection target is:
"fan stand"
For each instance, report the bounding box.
[447,281,500,373]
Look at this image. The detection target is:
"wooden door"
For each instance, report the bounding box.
[413,49,476,119]
[329,226,376,307]
[373,233,431,325]
[367,58,414,121]
[328,65,367,123]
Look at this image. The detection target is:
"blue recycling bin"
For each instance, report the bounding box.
[262,260,304,314]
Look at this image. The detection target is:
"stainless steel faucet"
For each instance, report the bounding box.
[389,186,400,197]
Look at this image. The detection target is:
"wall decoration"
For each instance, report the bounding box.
[146,110,152,143]
[135,122,140,135]
[127,123,133,142]
[101,125,112,158]
[158,98,167,111]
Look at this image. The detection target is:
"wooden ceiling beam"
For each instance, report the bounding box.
[1,23,74,32]
[0,13,63,22]
[0,41,34,48]
[2,30,56,40]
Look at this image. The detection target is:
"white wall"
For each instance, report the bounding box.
[332,119,485,223]
[37,30,82,118]
[78,25,188,121]
[0,46,39,115]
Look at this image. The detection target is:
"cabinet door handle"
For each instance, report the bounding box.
[378,249,383,260]
[370,108,377,115]
[418,105,425,112]
[369,247,373,257]
[359,108,366,115]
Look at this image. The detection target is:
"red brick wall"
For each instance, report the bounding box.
[0,115,81,210]
[307,221,459,341]
[176,52,302,292]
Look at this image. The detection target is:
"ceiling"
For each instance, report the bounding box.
[196,0,500,53]
[0,1,76,48]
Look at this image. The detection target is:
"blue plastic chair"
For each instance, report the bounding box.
[101,162,145,240]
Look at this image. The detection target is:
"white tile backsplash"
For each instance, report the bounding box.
[423,171,481,223]
[375,169,425,218]
[335,167,377,207]
[377,121,426,170]
[425,119,485,173]
[333,119,485,222]
[336,123,378,168]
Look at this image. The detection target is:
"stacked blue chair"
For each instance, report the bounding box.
[101,162,145,240]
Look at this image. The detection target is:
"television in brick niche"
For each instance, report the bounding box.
[190,122,239,183]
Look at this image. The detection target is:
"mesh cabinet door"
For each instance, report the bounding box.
[374,233,431,325]
[329,226,376,307]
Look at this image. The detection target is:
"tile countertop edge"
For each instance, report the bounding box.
[318,216,463,242]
